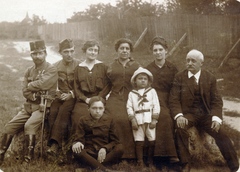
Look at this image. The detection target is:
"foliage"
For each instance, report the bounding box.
[68,3,119,22]
[67,0,240,22]
[1,0,239,40]
[68,0,166,22]
[177,0,220,14]
[166,0,240,14]
[0,22,19,39]
[31,14,47,26]
[115,0,164,18]
[224,0,240,14]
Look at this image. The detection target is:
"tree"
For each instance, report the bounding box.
[173,0,222,14]
[224,0,240,14]
[164,0,240,15]
[0,22,19,39]
[67,11,89,22]
[68,0,165,22]
[116,0,162,18]
[32,14,47,25]
[67,0,240,23]
[68,3,119,22]
[163,0,181,14]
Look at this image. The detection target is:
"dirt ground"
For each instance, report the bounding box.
[223,97,240,131]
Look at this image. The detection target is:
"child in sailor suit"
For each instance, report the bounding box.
[127,67,160,166]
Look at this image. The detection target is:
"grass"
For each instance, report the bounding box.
[0,40,240,172]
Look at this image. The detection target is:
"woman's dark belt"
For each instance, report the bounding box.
[135,109,150,114]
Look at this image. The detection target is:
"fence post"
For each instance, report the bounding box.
[218,37,240,69]
[133,27,148,49]
[168,33,187,57]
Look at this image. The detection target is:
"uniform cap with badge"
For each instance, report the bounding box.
[59,39,74,52]
[29,40,46,54]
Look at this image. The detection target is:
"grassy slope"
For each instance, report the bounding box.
[0,40,239,172]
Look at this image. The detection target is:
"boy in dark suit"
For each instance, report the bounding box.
[72,96,124,171]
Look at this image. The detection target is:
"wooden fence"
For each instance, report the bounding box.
[38,14,240,57]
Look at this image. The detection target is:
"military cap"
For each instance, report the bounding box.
[29,40,46,53]
[59,39,74,52]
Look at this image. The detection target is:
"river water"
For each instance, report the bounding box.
[13,41,61,64]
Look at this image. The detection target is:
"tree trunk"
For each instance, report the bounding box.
[188,127,226,167]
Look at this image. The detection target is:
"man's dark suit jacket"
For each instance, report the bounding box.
[169,69,223,120]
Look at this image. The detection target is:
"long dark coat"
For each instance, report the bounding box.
[105,58,139,158]
[146,60,178,157]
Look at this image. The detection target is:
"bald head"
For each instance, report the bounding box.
[186,49,204,74]
[187,49,204,62]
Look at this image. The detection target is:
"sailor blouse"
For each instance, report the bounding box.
[127,87,160,125]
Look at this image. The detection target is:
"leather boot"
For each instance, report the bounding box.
[0,134,13,165]
[146,141,155,167]
[24,135,35,163]
[135,141,145,167]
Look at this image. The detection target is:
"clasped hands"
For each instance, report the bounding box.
[72,142,106,163]
[176,116,221,132]
[56,91,72,101]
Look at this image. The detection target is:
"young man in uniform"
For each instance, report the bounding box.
[47,39,80,157]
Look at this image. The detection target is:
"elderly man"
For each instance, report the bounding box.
[0,40,58,164]
[47,39,80,156]
[72,96,124,171]
[169,49,239,172]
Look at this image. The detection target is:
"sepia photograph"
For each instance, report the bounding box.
[0,0,240,171]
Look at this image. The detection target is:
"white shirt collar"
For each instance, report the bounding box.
[188,70,201,84]
[79,59,102,67]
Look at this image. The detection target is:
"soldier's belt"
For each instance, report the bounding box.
[41,95,55,100]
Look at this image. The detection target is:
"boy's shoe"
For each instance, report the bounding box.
[181,163,190,172]
[75,168,88,172]
[137,160,145,167]
[169,156,180,164]
[47,143,59,156]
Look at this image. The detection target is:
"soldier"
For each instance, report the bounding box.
[47,39,80,157]
[0,40,58,164]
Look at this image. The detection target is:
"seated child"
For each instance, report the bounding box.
[72,96,124,171]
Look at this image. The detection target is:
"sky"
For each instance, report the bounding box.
[0,0,163,23]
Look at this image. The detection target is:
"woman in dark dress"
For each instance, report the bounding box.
[145,36,179,167]
[72,40,109,131]
[105,38,140,158]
